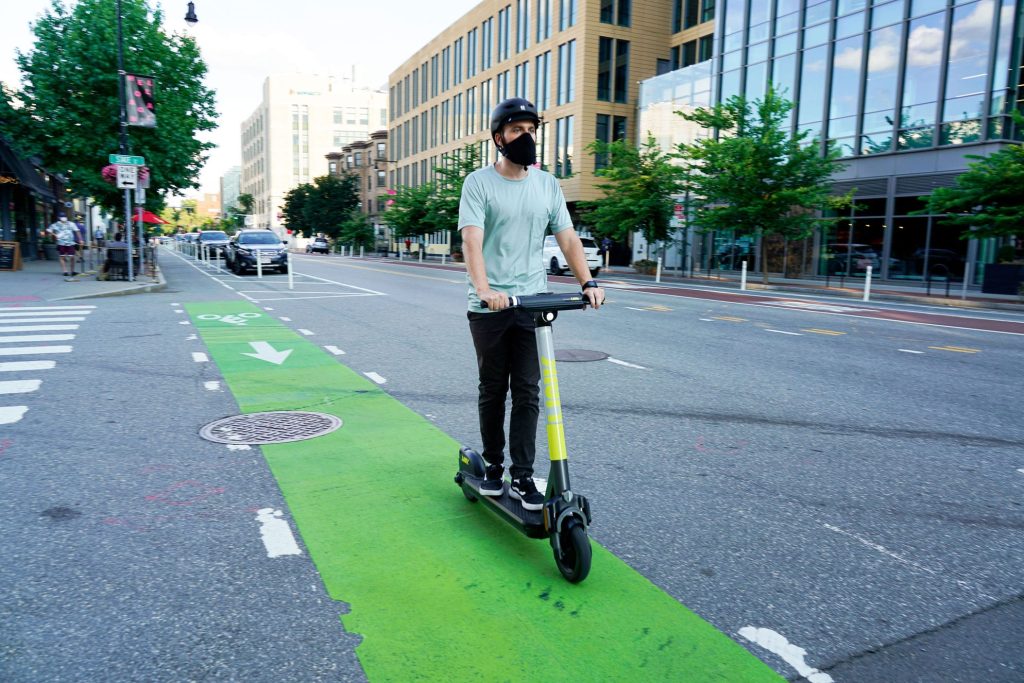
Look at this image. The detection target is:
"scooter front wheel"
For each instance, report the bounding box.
[554,520,591,583]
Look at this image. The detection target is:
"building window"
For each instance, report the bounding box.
[554,115,574,178]
[594,114,628,171]
[557,39,576,105]
[698,34,713,61]
[454,93,463,140]
[377,170,386,187]
[498,6,512,62]
[600,0,630,26]
[441,100,450,144]
[467,86,476,135]
[454,38,463,86]
[482,18,494,71]
[442,46,451,91]
[431,55,439,98]
[377,142,386,159]
[535,51,551,110]
[536,0,552,42]
[481,79,492,132]
[515,61,530,99]
[559,0,577,30]
[598,38,628,103]
[497,70,510,101]
[517,0,531,52]
[701,0,714,23]
[354,152,363,167]
[467,29,478,79]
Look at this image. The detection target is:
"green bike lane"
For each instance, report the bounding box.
[187,301,781,682]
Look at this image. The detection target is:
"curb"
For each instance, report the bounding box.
[52,268,167,301]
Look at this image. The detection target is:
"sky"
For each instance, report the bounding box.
[0,0,480,200]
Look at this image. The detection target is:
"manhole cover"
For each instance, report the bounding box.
[199,411,342,444]
[555,349,609,362]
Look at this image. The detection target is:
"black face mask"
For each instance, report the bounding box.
[500,132,537,168]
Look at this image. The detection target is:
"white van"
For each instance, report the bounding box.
[543,235,602,276]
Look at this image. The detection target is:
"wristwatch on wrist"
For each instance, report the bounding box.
[581,280,599,290]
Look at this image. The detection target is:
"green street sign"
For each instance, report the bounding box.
[108,154,145,166]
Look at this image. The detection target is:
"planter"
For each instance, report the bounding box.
[981,263,1024,295]
[42,243,58,260]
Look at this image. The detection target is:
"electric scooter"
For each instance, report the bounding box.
[455,292,595,583]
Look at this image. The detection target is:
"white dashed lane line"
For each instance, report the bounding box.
[324,346,346,355]
[298,329,314,336]
[607,358,647,370]
[765,329,802,336]
[364,372,387,384]
[192,352,209,363]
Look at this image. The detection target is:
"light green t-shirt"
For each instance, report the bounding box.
[457,164,573,311]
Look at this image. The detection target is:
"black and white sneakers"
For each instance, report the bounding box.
[479,464,505,496]
[509,477,544,511]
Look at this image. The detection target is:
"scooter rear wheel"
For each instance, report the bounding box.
[554,521,591,583]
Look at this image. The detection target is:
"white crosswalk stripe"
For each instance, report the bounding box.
[0,305,91,425]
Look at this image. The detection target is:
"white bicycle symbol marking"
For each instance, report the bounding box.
[197,312,261,326]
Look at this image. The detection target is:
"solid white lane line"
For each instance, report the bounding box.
[192,352,209,363]
[898,349,925,354]
[0,325,78,333]
[0,406,29,425]
[364,372,387,384]
[0,361,56,372]
[0,317,86,324]
[298,329,314,336]
[625,307,649,311]
[0,310,92,317]
[0,346,72,356]
[765,329,803,336]
[0,334,75,343]
[0,306,94,312]
[824,523,935,574]
[607,357,647,370]
[738,627,833,683]
[324,345,346,355]
[0,380,41,394]
[204,381,221,391]
[256,508,302,558]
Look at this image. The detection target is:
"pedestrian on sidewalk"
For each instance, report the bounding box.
[46,213,82,279]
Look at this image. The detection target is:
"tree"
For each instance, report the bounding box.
[385,182,437,239]
[237,193,255,215]
[0,0,216,213]
[337,209,375,249]
[579,135,684,249]
[676,86,852,283]
[921,142,1024,240]
[280,175,360,239]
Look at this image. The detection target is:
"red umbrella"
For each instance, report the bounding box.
[135,209,168,224]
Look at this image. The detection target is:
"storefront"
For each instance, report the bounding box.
[0,136,60,259]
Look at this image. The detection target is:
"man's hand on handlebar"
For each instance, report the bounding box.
[582,285,605,310]
[478,289,510,311]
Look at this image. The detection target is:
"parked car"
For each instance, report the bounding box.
[197,230,231,255]
[225,229,289,274]
[824,243,881,274]
[306,236,330,254]
[543,235,601,276]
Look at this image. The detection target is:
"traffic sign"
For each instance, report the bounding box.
[109,154,145,166]
[116,164,138,189]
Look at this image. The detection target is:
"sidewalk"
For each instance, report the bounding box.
[0,250,166,303]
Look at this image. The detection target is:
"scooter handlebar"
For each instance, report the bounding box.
[479,292,591,312]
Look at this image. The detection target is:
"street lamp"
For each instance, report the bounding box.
[184,2,198,26]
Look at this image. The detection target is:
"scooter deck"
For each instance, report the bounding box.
[460,475,548,539]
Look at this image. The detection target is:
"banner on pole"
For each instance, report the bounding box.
[125,74,156,128]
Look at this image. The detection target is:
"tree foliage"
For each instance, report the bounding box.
[385,182,436,239]
[676,86,851,281]
[921,142,1024,239]
[337,209,375,249]
[579,135,684,245]
[0,0,217,213]
[280,174,360,239]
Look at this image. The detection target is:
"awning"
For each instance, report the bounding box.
[134,209,168,224]
[0,136,56,202]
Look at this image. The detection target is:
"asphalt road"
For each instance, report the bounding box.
[1,247,1021,682]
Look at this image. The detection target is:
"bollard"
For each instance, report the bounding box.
[863,265,872,302]
[605,250,610,271]
[741,260,748,290]
[256,251,263,278]
[287,250,293,290]
[419,249,424,263]
[442,252,446,266]
[655,256,663,283]
[360,246,364,259]
[961,260,971,300]
[399,249,403,261]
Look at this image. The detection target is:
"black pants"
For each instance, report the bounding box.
[468,308,541,480]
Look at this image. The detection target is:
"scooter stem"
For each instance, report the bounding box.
[535,316,571,496]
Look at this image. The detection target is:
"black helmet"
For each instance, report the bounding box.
[490,98,540,139]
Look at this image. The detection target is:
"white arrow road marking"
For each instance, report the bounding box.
[0,346,72,356]
[242,341,293,365]
[0,361,56,372]
[0,406,29,424]
[364,372,387,384]
[0,380,41,394]
[255,508,302,558]
[607,357,647,370]
[324,345,346,355]
[738,627,833,683]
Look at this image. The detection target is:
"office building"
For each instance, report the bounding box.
[387,0,715,215]
[641,0,1022,282]
[219,166,241,218]
[241,72,388,231]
